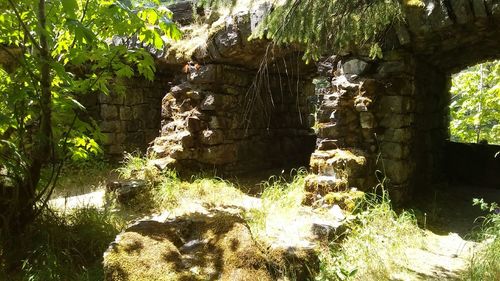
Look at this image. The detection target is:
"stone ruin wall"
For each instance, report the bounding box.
[82,71,174,158]
[308,53,450,202]
[87,6,317,174]
[87,0,500,202]
[148,62,316,173]
[307,0,500,201]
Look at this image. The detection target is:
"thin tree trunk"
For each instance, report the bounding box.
[17,0,52,231]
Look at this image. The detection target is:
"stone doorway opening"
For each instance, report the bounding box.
[444,60,500,188]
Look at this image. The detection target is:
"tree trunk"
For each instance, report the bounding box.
[16,0,52,232]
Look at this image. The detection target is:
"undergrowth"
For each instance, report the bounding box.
[116,153,247,212]
[463,199,500,280]
[316,191,424,281]
[1,207,125,281]
[246,169,307,241]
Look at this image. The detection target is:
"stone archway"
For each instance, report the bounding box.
[148,12,317,174]
[97,1,500,202]
[308,1,500,202]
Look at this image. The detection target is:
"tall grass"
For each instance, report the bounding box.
[245,169,308,241]
[316,191,424,281]
[1,207,125,281]
[116,153,247,212]
[463,199,500,280]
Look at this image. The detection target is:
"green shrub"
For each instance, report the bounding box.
[8,207,125,281]
[463,199,500,280]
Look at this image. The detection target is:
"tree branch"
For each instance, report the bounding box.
[6,0,43,52]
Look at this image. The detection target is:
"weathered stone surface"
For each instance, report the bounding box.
[377,61,412,76]
[103,212,274,281]
[189,64,218,84]
[200,144,238,165]
[200,129,225,145]
[359,112,375,129]
[380,142,410,160]
[100,121,123,133]
[379,96,414,113]
[89,4,500,204]
[101,104,119,120]
[383,159,412,184]
[342,59,369,75]
[380,114,413,128]
[106,180,147,204]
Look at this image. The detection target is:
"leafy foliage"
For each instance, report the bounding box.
[0,0,179,235]
[450,60,500,144]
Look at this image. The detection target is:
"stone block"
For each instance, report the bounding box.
[379,96,414,113]
[222,67,250,86]
[383,159,411,184]
[125,92,145,105]
[381,128,412,142]
[126,120,142,132]
[188,64,218,84]
[200,92,217,111]
[384,78,415,96]
[170,82,191,96]
[187,117,204,132]
[317,124,342,138]
[380,142,410,160]
[214,26,240,56]
[99,93,124,104]
[132,104,151,119]
[119,106,133,121]
[100,120,123,133]
[170,145,193,160]
[125,132,145,145]
[380,114,413,128]
[101,104,118,120]
[186,90,201,100]
[107,144,123,155]
[200,144,237,165]
[115,133,127,144]
[101,133,114,145]
[354,96,372,112]
[377,61,413,77]
[208,116,224,129]
[359,112,375,129]
[342,59,369,75]
[222,86,243,96]
[317,139,339,150]
[201,129,224,145]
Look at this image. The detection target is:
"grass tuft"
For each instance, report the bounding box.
[316,191,424,280]
[1,207,125,281]
[245,169,308,242]
[463,199,500,280]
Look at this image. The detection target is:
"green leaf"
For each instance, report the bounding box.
[62,0,78,19]
[115,65,134,78]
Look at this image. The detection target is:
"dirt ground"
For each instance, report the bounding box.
[401,184,500,280]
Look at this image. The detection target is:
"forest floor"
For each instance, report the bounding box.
[401,184,500,280]
[47,168,499,281]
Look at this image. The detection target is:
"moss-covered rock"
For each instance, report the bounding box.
[103,210,319,280]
